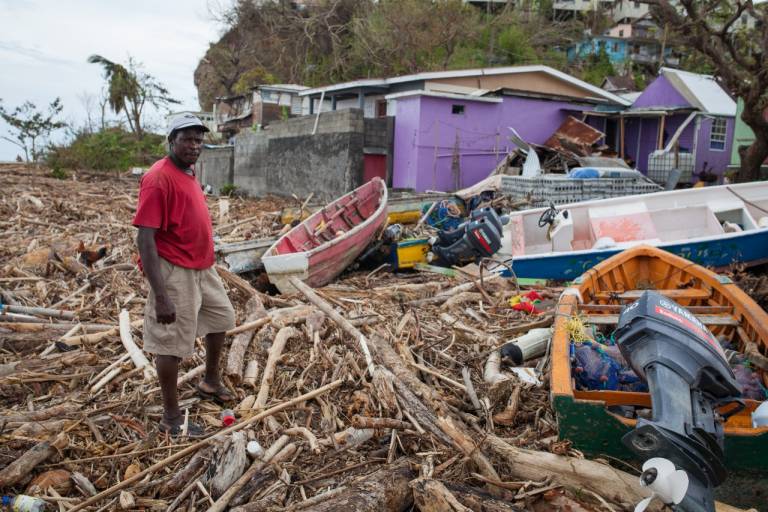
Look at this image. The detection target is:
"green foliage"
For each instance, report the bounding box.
[220,183,237,196]
[580,47,616,86]
[633,71,647,90]
[50,166,68,180]
[496,25,538,65]
[233,67,278,95]
[0,97,66,162]
[46,127,165,172]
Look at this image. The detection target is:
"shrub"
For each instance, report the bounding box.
[47,128,165,172]
[50,166,68,180]
[220,183,238,196]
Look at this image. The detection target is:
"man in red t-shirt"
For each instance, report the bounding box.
[133,114,236,437]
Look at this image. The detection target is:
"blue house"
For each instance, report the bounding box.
[568,35,679,67]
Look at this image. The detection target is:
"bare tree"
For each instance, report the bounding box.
[78,91,97,134]
[645,0,768,182]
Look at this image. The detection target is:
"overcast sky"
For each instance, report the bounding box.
[0,0,225,161]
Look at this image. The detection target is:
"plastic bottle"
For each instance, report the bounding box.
[752,401,768,428]
[246,440,264,459]
[220,409,236,427]
[1,495,48,512]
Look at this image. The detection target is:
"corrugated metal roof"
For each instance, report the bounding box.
[299,65,631,106]
[660,68,736,116]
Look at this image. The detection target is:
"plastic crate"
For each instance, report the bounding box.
[647,151,694,184]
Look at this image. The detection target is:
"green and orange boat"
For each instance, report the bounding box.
[551,245,768,473]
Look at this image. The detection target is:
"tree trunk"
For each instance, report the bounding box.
[271,460,414,512]
[738,129,768,183]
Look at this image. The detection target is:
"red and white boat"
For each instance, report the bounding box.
[262,178,388,293]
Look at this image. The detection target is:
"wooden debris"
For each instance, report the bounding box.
[0,432,69,488]
[0,166,760,512]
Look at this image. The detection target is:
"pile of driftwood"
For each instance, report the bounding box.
[0,166,753,512]
[731,264,768,311]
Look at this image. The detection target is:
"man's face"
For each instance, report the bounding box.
[171,128,205,166]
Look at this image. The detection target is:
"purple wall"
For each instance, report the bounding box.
[632,75,692,110]
[392,94,595,192]
[620,113,734,178]
[391,96,421,190]
[695,116,735,178]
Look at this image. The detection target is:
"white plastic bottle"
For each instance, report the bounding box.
[1,495,48,512]
[752,401,768,428]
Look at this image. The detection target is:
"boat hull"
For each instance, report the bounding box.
[551,246,768,477]
[506,228,768,280]
[263,178,388,293]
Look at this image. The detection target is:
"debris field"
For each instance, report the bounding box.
[0,165,762,511]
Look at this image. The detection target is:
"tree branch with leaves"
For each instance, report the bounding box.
[0,97,66,162]
[87,55,179,140]
[644,0,768,181]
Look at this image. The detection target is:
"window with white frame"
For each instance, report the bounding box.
[710,118,727,150]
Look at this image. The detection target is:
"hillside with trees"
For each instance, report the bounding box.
[193,0,583,110]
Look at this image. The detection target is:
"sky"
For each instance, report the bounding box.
[0,0,225,161]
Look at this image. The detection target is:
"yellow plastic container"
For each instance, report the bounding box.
[392,239,430,269]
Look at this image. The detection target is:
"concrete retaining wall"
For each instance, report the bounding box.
[198,146,234,195]
[232,109,367,201]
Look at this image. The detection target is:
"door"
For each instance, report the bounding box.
[363,154,387,183]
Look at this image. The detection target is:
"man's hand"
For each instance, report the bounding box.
[155,293,176,324]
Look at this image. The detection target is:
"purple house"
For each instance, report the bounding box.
[587,68,736,184]
[384,66,629,192]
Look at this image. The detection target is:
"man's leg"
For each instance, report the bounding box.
[156,354,182,426]
[198,332,234,400]
[203,331,225,387]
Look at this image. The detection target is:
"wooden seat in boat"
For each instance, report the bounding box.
[584,313,739,326]
[592,288,711,301]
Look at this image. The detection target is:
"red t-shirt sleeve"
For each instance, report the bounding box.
[133,184,166,230]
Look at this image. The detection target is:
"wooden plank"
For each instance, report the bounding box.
[593,288,711,300]
[580,304,732,314]
[585,314,738,326]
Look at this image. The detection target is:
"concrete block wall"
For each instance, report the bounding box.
[364,118,388,150]
[232,109,367,201]
[198,146,234,195]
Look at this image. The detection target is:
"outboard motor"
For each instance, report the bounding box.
[430,208,509,266]
[615,291,743,512]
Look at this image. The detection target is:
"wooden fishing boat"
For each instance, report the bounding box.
[262,178,388,293]
[219,191,456,274]
[499,181,768,280]
[551,245,768,474]
[279,190,457,226]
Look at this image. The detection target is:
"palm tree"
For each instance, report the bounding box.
[87,55,142,137]
[88,55,178,139]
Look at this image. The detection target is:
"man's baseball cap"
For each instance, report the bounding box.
[167,113,210,140]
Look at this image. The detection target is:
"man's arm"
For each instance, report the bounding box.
[137,226,175,324]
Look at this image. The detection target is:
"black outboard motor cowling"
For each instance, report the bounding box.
[431,208,509,267]
[615,291,743,512]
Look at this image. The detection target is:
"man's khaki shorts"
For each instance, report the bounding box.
[143,258,235,359]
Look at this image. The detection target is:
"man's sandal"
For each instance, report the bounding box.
[196,383,235,406]
[158,419,206,439]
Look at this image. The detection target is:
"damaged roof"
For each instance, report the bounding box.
[660,68,736,116]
